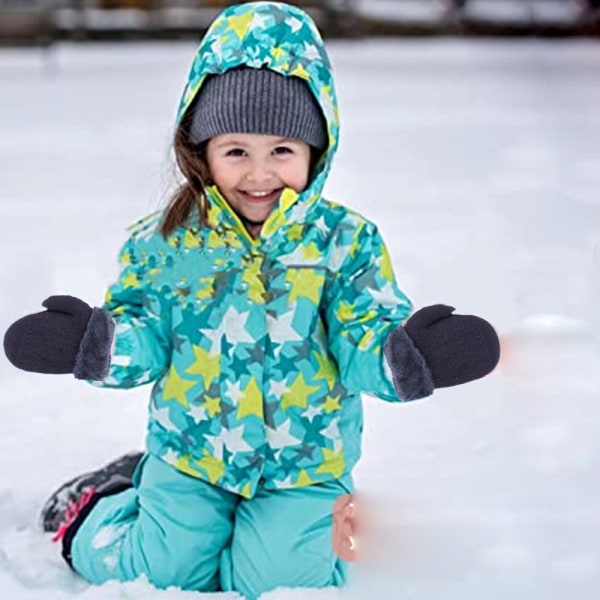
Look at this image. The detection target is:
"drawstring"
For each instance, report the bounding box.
[52,487,96,542]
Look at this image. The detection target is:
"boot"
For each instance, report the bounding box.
[40,451,143,538]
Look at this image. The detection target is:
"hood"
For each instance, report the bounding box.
[175,1,340,243]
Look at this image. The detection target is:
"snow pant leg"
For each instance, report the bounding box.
[69,454,240,591]
[221,473,355,600]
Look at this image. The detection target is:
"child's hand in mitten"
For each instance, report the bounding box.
[3,295,114,380]
[383,304,500,401]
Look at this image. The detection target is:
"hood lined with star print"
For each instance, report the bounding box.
[175,1,339,244]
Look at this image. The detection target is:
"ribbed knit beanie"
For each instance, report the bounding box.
[188,67,328,150]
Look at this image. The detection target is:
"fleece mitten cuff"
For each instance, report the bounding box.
[383,325,435,401]
[4,295,115,381]
[74,307,115,380]
[383,304,501,401]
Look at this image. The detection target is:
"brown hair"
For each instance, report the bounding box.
[160,100,212,239]
[160,103,325,239]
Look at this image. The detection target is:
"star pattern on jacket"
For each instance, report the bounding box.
[92,1,413,499]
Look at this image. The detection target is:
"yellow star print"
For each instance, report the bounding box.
[242,259,266,304]
[357,328,375,351]
[236,378,263,419]
[195,452,225,484]
[285,269,325,305]
[196,277,214,301]
[121,271,140,289]
[316,448,345,479]
[174,454,198,478]
[290,62,309,80]
[312,351,337,391]
[301,242,321,261]
[323,394,341,414]
[120,250,132,266]
[204,395,221,418]
[227,12,253,40]
[241,481,252,499]
[287,224,304,241]
[163,365,196,408]
[335,300,355,322]
[185,345,221,388]
[281,373,320,411]
[379,245,395,282]
[183,230,202,250]
[294,469,315,487]
[272,46,286,61]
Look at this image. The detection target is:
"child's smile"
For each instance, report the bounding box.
[206,133,311,236]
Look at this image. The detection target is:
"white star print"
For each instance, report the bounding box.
[288,201,310,222]
[269,378,290,398]
[370,281,403,307]
[250,12,268,30]
[188,403,208,424]
[278,245,322,266]
[200,305,255,356]
[327,241,352,273]
[272,476,294,489]
[162,449,179,465]
[267,308,304,343]
[302,405,322,422]
[204,434,225,461]
[322,416,341,445]
[320,88,336,123]
[211,37,223,59]
[286,16,302,33]
[266,418,302,450]
[226,380,245,402]
[303,42,320,61]
[151,405,178,432]
[314,216,328,233]
[221,425,253,453]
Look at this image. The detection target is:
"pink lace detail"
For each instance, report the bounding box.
[52,486,96,543]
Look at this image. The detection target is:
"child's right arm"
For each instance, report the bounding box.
[87,234,172,389]
[3,235,171,389]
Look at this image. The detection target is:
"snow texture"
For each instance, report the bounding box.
[1,38,600,599]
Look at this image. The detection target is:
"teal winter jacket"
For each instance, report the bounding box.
[90,1,413,499]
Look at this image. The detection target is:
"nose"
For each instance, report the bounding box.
[245,159,275,185]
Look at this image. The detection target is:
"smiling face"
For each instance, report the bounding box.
[205,133,312,237]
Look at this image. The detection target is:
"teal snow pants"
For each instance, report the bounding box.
[69,454,354,600]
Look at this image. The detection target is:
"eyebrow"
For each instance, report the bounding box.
[215,137,297,148]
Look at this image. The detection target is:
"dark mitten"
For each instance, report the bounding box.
[3,295,115,380]
[383,304,500,401]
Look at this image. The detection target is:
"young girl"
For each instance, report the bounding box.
[3,2,500,598]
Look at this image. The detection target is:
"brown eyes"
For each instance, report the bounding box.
[224,147,294,157]
[225,148,245,157]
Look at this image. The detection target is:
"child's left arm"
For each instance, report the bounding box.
[324,220,500,402]
[323,220,413,402]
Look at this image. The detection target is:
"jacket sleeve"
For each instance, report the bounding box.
[324,220,413,402]
[87,234,171,389]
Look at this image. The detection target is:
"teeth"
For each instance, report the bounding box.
[246,190,274,197]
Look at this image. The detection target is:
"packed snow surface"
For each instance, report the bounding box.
[1,38,599,599]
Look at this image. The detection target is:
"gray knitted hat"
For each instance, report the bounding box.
[188,67,328,150]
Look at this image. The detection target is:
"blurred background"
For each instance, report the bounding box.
[1,0,600,45]
[1,1,600,600]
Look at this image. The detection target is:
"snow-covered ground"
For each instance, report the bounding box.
[1,38,599,599]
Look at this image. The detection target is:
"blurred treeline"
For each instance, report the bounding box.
[1,0,599,45]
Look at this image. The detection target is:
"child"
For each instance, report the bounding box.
[3,2,500,598]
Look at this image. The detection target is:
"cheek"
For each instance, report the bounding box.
[210,164,238,190]
[284,161,311,190]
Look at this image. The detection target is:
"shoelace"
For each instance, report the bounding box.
[52,486,96,542]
